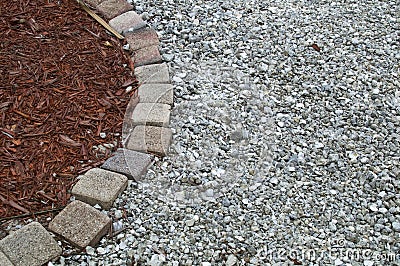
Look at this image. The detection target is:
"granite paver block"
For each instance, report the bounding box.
[109,11,146,33]
[0,251,12,266]
[125,125,172,156]
[125,28,159,51]
[101,148,152,181]
[97,0,133,20]
[71,168,128,209]
[49,200,111,249]
[130,102,171,127]
[135,63,170,84]
[138,83,173,105]
[0,222,62,266]
[132,45,162,67]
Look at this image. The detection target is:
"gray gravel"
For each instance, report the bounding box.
[59,0,399,265]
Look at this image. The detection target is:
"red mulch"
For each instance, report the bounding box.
[0,0,138,219]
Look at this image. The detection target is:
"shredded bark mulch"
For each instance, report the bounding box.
[0,0,138,219]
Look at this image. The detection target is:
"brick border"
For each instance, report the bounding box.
[0,2,173,265]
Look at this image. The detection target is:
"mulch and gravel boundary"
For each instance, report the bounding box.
[0,1,174,265]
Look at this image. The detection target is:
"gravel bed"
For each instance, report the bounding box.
[59,0,399,265]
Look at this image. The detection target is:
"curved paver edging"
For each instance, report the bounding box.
[0,1,173,265]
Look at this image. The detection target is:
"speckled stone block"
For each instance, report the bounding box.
[97,0,133,20]
[0,222,62,266]
[49,200,111,249]
[101,148,152,181]
[71,168,128,210]
[129,102,171,127]
[125,125,172,156]
[125,28,159,51]
[138,83,173,105]
[134,63,170,84]
[109,11,146,33]
[132,45,162,67]
[0,251,12,266]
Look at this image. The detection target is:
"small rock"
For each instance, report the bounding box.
[141,12,150,21]
[173,76,183,83]
[102,143,114,149]
[204,189,214,197]
[86,246,96,256]
[392,221,400,232]
[113,220,123,231]
[314,142,324,149]
[270,177,279,185]
[226,254,238,266]
[379,207,387,214]
[119,241,127,250]
[378,191,386,197]
[163,54,174,61]
[176,72,187,78]
[185,218,196,227]
[123,44,130,50]
[364,260,374,266]
[97,247,107,255]
[114,210,123,219]
[369,204,378,212]
[149,254,165,266]
[268,6,278,13]
[222,198,231,207]
[372,88,380,94]
[126,86,133,93]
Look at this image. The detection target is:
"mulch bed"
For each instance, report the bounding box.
[0,0,138,220]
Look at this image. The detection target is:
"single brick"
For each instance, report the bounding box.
[132,45,162,67]
[109,11,146,33]
[129,102,171,127]
[97,0,133,20]
[0,222,61,266]
[125,125,172,156]
[71,168,128,209]
[0,250,14,266]
[125,28,159,51]
[101,148,152,181]
[138,83,173,105]
[49,200,111,249]
[134,63,170,84]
